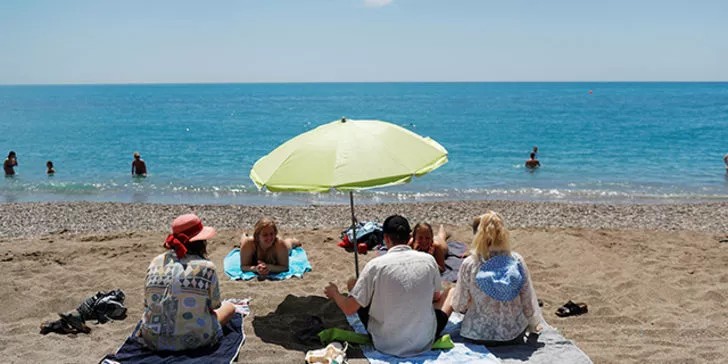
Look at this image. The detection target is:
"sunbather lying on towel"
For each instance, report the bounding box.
[240,217,301,277]
[409,222,449,272]
[138,214,237,351]
[449,211,543,346]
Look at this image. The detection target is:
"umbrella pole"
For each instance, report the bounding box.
[350,191,359,278]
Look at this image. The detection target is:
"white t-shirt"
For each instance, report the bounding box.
[350,245,442,357]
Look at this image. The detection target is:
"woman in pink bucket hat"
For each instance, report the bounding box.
[137,214,237,351]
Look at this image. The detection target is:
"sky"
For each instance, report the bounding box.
[0,0,726,84]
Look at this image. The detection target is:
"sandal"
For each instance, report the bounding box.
[555,300,588,317]
[59,311,91,333]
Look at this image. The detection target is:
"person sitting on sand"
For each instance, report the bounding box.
[409,222,448,272]
[4,151,18,176]
[525,152,540,169]
[131,152,147,176]
[240,217,301,277]
[324,215,449,357]
[46,161,55,175]
[139,214,237,351]
[449,211,542,345]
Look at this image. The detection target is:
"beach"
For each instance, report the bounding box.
[1,200,728,363]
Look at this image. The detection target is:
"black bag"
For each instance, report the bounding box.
[77,289,127,323]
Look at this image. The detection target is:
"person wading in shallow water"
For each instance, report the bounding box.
[131,152,147,176]
[4,151,18,176]
[525,152,540,169]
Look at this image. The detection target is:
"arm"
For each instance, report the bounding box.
[239,236,259,273]
[208,265,222,310]
[451,258,472,313]
[325,282,361,316]
[516,254,541,333]
[131,162,135,175]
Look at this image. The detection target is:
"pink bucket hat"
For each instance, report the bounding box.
[171,214,217,242]
[164,214,216,258]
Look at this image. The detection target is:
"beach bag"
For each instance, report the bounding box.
[340,222,383,250]
[77,289,127,323]
[305,342,348,364]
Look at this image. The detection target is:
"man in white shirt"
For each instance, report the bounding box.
[324,215,448,357]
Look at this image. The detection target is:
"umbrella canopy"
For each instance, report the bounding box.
[250,118,448,277]
[250,118,448,192]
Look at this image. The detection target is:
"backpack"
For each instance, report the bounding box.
[77,289,127,323]
[341,221,384,250]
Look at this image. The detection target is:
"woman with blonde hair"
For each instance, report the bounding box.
[240,217,301,277]
[450,211,542,345]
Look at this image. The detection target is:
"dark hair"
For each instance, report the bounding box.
[382,215,411,245]
[530,152,536,159]
[412,222,433,241]
[8,151,15,158]
[186,240,208,259]
[46,161,53,167]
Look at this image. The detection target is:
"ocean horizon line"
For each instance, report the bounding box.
[1,80,728,87]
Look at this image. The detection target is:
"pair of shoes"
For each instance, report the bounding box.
[305,341,348,364]
[555,300,588,317]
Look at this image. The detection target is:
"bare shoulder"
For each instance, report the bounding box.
[240,235,255,249]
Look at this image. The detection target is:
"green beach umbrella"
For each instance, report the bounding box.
[250,117,448,276]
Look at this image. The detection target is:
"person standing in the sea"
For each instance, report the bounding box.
[724,153,728,172]
[525,152,540,169]
[131,152,147,177]
[4,151,18,176]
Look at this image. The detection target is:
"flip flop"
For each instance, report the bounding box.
[555,300,588,317]
[59,311,91,334]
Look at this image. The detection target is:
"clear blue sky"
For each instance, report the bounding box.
[1,0,726,84]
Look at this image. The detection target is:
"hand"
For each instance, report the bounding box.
[528,323,543,335]
[256,261,270,275]
[324,282,340,299]
[346,278,357,291]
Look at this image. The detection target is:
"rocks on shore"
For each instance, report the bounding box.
[1,200,727,239]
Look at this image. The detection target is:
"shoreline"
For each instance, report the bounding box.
[2,200,727,239]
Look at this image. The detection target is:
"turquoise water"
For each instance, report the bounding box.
[1,82,727,205]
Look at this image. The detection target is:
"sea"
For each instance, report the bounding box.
[1,82,727,205]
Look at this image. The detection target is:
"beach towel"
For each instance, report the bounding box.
[223,247,312,281]
[100,312,246,364]
[345,313,500,364]
[344,312,592,363]
[441,241,468,283]
[318,327,455,350]
[486,323,593,363]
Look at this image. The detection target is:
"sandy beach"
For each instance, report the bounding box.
[1,200,727,363]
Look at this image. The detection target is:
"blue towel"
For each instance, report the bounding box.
[100,312,245,364]
[223,247,312,281]
[345,313,499,364]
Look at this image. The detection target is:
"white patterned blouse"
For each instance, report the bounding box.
[451,251,541,342]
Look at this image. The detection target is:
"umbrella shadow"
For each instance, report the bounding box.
[252,294,365,359]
